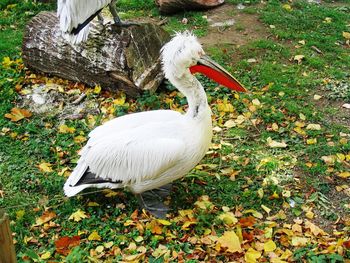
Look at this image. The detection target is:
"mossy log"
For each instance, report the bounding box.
[156,0,224,14]
[22,12,170,96]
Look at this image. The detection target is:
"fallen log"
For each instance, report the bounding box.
[156,0,225,14]
[22,12,170,96]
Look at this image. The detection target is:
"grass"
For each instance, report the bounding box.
[0,0,350,261]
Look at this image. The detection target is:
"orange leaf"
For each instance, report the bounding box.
[239,216,256,227]
[55,236,80,256]
[33,211,56,227]
[5,107,32,122]
[343,240,350,249]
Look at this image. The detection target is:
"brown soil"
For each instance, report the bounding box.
[199,4,269,47]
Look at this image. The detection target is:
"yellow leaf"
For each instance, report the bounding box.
[113,97,126,106]
[5,108,32,122]
[294,55,305,64]
[87,202,100,207]
[134,236,144,242]
[338,171,350,179]
[16,210,25,220]
[267,137,287,148]
[40,251,51,260]
[69,209,88,222]
[94,85,101,94]
[261,205,271,214]
[74,135,86,143]
[218,231,241,252]
[95,245,104,253]
[264,240,277,252]
[88,231,101,241]
[157,219,172,226]
[58,124,76,134]
[245,247,261,263]
[104,241,113,248]
[38,162,53,173]
[343,32,350,39]
[271,123,279,131]
[182,221,197,230]
[218,212,238,225]
[252,99,261,106]
[306,138,317,145]
[323,17,332,23]
[306,124,321,130]
[291,236,309,247]
[194,195,214,210]
[2,56,13,69]
[282,4,292,11]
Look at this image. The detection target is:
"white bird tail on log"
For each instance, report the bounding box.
[22,11,170,96]
[63,32,247,217]
[57,0,113,44]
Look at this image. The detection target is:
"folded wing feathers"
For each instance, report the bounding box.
[57,0,112,43]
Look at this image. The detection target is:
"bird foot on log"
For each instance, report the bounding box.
[113,20,140,27]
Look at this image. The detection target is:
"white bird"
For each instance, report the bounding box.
[64,32,247,217]
[57,0,136,44]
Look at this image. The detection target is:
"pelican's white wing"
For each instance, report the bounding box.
[57,0,111,43]
[88,110,182,143]
[64,110,185,196]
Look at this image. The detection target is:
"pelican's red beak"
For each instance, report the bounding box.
[190,55,247,92]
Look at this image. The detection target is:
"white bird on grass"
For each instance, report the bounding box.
[64,32,247,217]
[57,0,137,44]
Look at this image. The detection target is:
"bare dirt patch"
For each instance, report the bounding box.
[199,4,269,47]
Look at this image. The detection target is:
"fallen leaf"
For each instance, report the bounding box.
[33,211,56,227]
[337,171,350,179]
[38,162,53,173]
[239,216,256,227]
[245,247,261,263]
[294,55,305,64]
[224,119,236,128]
[88,231,102,241]
[343,32,350,39]
[55,236,80,256]
[267,137,287,148]
[218,212,238,225]
[40,251,51,260]
[74,135,86,143]
[157,219,172,226]
[282,4,292,11]
[291,236,309,247]
[264,240,277,252]
[58,124,76,134]
[306,138,317,145]
[94,85,101,94]
[313,94,322,100]
[218,231,241,252]
[5,108,32,122]
[323,17,332,23]
[69,209,88,222]
[306,124,321,130]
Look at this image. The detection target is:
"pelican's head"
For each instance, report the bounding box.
[161,31,246,92]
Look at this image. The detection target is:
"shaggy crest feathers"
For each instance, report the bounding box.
[161,31,204,79]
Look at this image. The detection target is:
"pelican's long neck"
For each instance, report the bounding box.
[171,72,210,119]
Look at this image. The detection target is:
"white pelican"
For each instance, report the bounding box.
[64,32,247,217]
[57,0,136,44]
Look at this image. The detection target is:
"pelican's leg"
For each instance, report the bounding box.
[109,0,139,27]
[136,184,172,218]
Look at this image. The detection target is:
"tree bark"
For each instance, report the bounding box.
[0,210,17,263]
[22,12,170,96]
[155,0,225,14]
